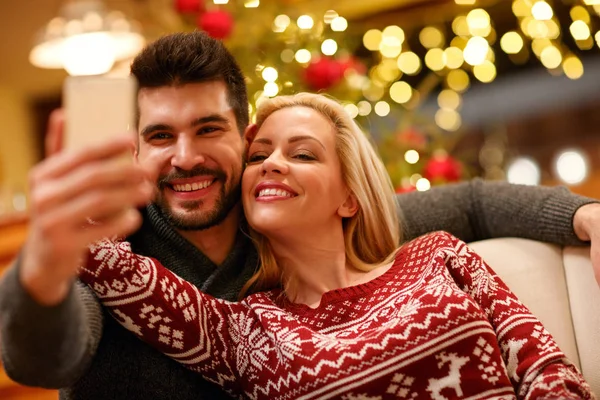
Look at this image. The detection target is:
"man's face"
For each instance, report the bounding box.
[137,81,244,231]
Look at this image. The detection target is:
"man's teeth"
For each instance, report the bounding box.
[258,188,294,198]
[173,180,213,192]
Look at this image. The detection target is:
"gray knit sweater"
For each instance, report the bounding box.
[0,180,595,399]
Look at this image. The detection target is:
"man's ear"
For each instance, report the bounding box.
[338,192,359,218]
[243,124,259,149]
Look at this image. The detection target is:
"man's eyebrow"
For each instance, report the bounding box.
[140,124,172,138]
[191,114,230,127]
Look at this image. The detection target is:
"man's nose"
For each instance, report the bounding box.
[171,137,205,170]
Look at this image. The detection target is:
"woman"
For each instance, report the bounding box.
[79,93,592,399]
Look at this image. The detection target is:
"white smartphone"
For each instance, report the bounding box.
[63,75,137,152]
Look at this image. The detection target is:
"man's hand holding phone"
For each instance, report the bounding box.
[19,77,154,306]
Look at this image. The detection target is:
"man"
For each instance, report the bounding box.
[0,31,598,400]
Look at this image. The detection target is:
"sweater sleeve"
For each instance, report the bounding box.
[78,239,245,395]
[396,179,597,245]
[0,258,104,388]
[438,232,593,399]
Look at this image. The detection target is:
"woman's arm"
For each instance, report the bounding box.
[78,239,242,393]
[396,179,597,244]
[437,232,593,399]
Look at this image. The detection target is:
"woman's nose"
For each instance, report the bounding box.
[261,152,289,175]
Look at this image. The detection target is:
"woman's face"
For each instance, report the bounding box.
[242,106,350,238]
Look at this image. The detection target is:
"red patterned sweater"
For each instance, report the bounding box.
[79,232,593,400]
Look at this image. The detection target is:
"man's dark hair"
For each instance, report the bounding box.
[131,31,249,132]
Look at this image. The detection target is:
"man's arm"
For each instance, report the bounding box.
[0,110,155,388]
[0,260,103,388]
[396,179,598,245]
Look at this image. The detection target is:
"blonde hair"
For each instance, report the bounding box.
[240,93,401,298]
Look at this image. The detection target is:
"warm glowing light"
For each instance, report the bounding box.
[273,15,291,32]
[280,49,294,63]
[454,0,476,4]
[390,81,412,104]
[263,82,279,97]
[321,39,338,55]
[323,10,338,24]
[363,29,382,51]
[531,1,553,20]
[473,61,497,83]
[297,15,314,30]
[540,45,562,69]
[507,157,541,185]
[443,47,464,69]
[435,108,462,131]
[331,16,348,32]
[571,6,591,24]
[531,38,552,56]
[463,36,489,66]
[261,67,278,82]
[501,31,524,54]
[404,150,420,164]
[563,56,584,79]
[446,69,470,92]
[419,26,444,49]
[374,101,391,116]
[512,0,530,18]
[570,20,591,41]
[438,89,462,110]
[466,9,491,36]
[62,33,116,75]
[554,149,589,185]
[397,52,421,75]
[362,83,385,102]
[357,100,372,116]
[294,49,311,63]
[377,59,401,82]
[244,0,259,7]
[416,178,431,191]
[452,16,470,37]
[344,103,359,119]
[425,48,445,71]
[383,25,405,43]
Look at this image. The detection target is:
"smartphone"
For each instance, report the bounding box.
[63,75,137,153]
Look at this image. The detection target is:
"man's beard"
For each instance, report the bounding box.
[154,166,241,231]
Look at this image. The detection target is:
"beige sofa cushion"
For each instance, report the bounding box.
[563,246,600,393]
[469,238,599,395]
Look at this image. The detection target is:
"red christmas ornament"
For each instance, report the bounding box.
[303,58,345,90]
[395,185,416,194]
[339,56,367,76]
[396,127,427,150]
[423,153,462,182]
[174,0,203,14]
[198,10,234,40]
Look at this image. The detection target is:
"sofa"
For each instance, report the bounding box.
[469,238,600,395]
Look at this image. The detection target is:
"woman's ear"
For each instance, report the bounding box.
[338,192,359,218]
[243,123,259,149]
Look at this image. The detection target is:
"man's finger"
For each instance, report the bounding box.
[45,109,65,158]
[32,136,136,182]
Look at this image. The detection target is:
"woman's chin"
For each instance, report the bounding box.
[247,214,291,236]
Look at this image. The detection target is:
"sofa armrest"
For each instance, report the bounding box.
[468,238,580,367]
[563,246,600,394]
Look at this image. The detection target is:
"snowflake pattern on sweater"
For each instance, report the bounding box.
[78,232,594,400]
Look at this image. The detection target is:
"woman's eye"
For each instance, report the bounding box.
[248,153,268,163]
[294,152,316,161]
